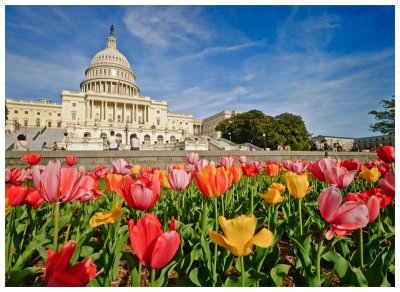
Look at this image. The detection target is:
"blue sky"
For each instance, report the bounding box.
[5,5,395,138]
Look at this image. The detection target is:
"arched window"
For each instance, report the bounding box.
[71,111,76,120]
[83,132,91,141]
[116,133,122,143]
[47,121,52,128]
[157,135,164,144]
[144,135,151,146]
[170,136,177,143]
[36,118,41,127]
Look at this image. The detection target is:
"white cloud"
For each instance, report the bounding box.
[123,6,213,47]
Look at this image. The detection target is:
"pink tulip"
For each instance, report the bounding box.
[252,160,263,171]
[283,160,309,174]
[194,159,215,173]
[345,193,380,222]
[309,158,336,181]
[168,168,191,190]
[318,186,369,239]
[239,156,247,164]
[324,166,356,188]
[93,165,108,179]
[378,173,395,198]
[7,167,30,185]
[5,168,11,183]
[186,152,199,165]
[219,155,235,167]
[112,159,132,175]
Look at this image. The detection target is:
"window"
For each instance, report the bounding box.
[57,121,62,128]
[72,112,76,120]
[157,135,164,144]
[25,111,28,114]
[58,113,61,117]
[157,118,160,126]
[49,113,52,116]
[117,115,121,123]
[24,120,28,127]
[36,118,41,127]
[144,135,151,145]
[157,110,160,114]
[37,112,40,116]
[14,110,18,114]
[48,121,52,127]
[72,103,76,107]
[126,115,131,123]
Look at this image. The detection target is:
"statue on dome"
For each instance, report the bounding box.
[110,25,114,36]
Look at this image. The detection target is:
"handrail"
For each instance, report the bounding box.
[40,126,47,134]
[32,130,41,141]
[6,143,14,151]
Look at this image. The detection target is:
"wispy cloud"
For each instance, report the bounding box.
[123,6,213,48]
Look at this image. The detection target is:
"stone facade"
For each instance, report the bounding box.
[201,110,241,137]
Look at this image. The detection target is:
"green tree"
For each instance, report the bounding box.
[215,110,311,150]
[368,96,395,136]
[5,104,9,121]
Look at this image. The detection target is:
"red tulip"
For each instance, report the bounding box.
[118,174,160,210]
[76,174,102,202]
[377,145,395,163]
[241,164,259,177]
[112,159,132,175]
[186,152,199,165]
[6,185,29,206]
[66,155,77,166]
[318,186,369,239]
[309,158,335,181]
[228,165,242,184]
[345,192,380,222]
[128,214,180,269]
[168,168,191,190]
[283,160,309,174]
[45,240,97,286]
[24,187,44,209]
[378,173,395,207]
[5,168,11,183]
[265,161,281,177]
[364,159,390,177]
[21,153,42,166]
[341,159,362,172]
[93,164,108,179]
[7,167,30,185]
[324,166,356,188]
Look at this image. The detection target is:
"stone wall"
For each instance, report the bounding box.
[6,150,378,170]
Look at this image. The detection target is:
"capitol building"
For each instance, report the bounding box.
[6,26,238,151]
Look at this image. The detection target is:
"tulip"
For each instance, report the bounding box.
[45,240,97,286]
[228,165,242,184]
[252,160,263,172]
[194,159,215,172]
[309,159,334,182]
[139,166,153,176]
[239,155,247,164]
[93,164,108,179]
[65,155,77,166]
[5,197,10,216]
[76,174,102,202]
[7,167,30,185]
[168,168,191,191]
[186,152,199,165]
[195,165,232,198]
[106,173,124,192]
[111,159,132,175]
[341,159,362,172]
[6,185,29,206]
[219,155,235,167]
[318,186,369,239]
[364,159,390,177]
[128,214,180,270]
[324,166,356,188]
[89,201,123,228]
[265,161,281,177]
[376,145,395,164]
[154,169,171,189]
[285,173,311,200]
[345,192,380,223]
[359,166,381,183]
[131,164,141,176]
[261,183,285,205]
[378,173,395,206]
[241,163,259,177]
[118,174,160,211]
[24,188,44,209]
[21,153,42,166]
[5,168,11,183]
[283,160,309,174]
[208,215,274,257]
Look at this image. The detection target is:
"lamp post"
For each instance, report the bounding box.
[263,133,266,151]
[229,132,232,142]
[195,137,198,150]
[124,123,129,146]
[151,123,156,144]
[207,138,211,151]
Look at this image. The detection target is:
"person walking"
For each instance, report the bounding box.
[130,133,140,150]
[107,130,120,151]
[16,134,29,151]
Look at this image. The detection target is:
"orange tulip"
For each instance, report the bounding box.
[228,165,242,184]
[265,161,281,177]
[195,165,232,198]
[106,173,124,192]
[154,169,171,189]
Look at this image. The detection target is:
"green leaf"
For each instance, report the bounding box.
[321,250,348,278]
[189,266,212,287]
[200,235,212,273]
[270,264,290,287]
[6,267,40,286]
[11,243,36,272]
[153,260,178,287]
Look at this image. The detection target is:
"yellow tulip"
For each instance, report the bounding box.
[131,164,141,175]
[260,183,285,205]
[154,169,171,189]
[359,166,381,183]
[282,171,296,185]
[5,197,10,216]
[89,201,123,228]
[286,173,312,199]
[208,215,274,257]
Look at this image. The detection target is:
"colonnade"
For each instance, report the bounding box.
[81,80,138,97]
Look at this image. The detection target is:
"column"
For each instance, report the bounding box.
[131,104,134,125]
[100,101,103,121]
[146,106,149,123]
[123,103,126,123]
[105,101,108,121]
[134,104,137,123]
[113,102,116,122]
[85,99,89,119]
[90,100,94,119]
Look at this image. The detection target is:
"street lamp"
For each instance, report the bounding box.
[195,137,198,150]
[263,133,266,150]
[229,132,232,142]
[124,123,129,146]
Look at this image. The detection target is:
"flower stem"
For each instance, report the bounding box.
[240,256,245,287]
[137,261,142,287]
[53,202,60,251]
[268,204,272,230]
[250,185,254,215]
[316,227,327,286]
[176,190,180,224]
[359,228,364,270]
[213,197,218,287]
[378,213,382,237]
[298,198,303,236]
[151,268,156,287]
